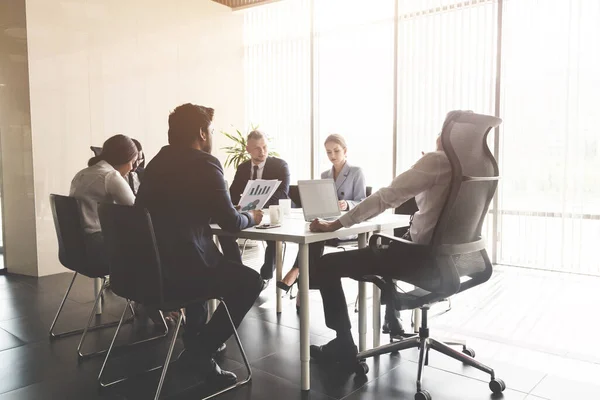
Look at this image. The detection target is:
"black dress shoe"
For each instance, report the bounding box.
[203,358,237,388]
[310,338,358,364]
[382,314,404,336]
[177,351,237,387]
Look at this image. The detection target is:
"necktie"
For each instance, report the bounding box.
[252,165,258,180]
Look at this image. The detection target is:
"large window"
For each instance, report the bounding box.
[242,0,600,275]
[498,0,600,274]
[314,0,395,189]
[243,0,311,182]
[396,0,497,172]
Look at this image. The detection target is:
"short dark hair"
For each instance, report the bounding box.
[168,103,214,146]
[88,134,138,167]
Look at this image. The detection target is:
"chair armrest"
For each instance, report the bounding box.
[369,233,431,257]
[434,238,486,255]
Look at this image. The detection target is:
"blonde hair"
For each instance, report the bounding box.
[247,130,266,142]
[324,134,347,150]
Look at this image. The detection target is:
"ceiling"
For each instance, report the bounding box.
[212,0,281,10]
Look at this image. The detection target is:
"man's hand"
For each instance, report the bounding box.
[249,209,264,225]
[234,205,241,211]
[309,219,342,233]
[338,200,348,211]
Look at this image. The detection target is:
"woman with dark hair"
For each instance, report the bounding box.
[128,138,145,194]
[70,134,138,276]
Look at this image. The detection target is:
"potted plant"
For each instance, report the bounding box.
[221,124,279,169]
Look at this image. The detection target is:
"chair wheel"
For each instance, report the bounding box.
[415,389,432,400]
[355,360,369,375]
[489,378,506,394]
[462,347,475,358]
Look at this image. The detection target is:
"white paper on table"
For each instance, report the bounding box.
[238,179,281,211]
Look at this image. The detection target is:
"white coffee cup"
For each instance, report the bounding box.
[279,199,291,216]
[269,205,282,225]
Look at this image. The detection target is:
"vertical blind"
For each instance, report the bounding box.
[498,0,600,274]
[242,0,600,275]
[313,0,395,189]
[243,0,311,183]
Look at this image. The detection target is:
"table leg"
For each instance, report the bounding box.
[358,233,368,352]
[413,308,421,333]
[276,241,283,314]
[94,278,103,315]
[298,243,310,391]
[372,285,381,348]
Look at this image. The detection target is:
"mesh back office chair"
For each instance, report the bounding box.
[48,194,136,357]
[98,204,251,400]
[356,111,505,400]
[392,198,451,323]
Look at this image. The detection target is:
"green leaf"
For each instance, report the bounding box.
[221,124,278,169]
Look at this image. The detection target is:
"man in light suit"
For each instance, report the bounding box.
[220,130,290,290]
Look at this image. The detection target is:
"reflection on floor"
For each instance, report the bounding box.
[0,242,597,399]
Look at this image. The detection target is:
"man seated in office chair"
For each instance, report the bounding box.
[309,131,451,364]
[136,103,264,387]
[219,130,291,290]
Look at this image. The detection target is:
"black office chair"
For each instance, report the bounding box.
[90,146,102,156]
[289,185,301,208]
[97,204,251,400]
[356,111,505,400]
[48,194,136,358]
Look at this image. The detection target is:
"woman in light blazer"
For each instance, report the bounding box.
[277,134,366,310]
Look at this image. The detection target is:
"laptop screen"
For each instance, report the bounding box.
[298,179,341,221]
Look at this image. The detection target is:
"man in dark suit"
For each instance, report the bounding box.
[135,103,263,387]
[220,130,290,289]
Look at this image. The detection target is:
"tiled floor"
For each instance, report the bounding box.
[0,243,598,399]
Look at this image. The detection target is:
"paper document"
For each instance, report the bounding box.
[238,179,281,211]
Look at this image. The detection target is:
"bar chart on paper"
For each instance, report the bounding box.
[238,179,281,210]
[249,185,271,196]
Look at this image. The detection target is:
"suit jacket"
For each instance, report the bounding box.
[135,145,255,281]
[321,162,366,210]
[229,156,290,207]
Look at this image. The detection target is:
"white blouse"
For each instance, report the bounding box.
[70,160,135,234]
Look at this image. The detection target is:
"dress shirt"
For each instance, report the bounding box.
[338,151,451,244]
[70,160,135,234]
[249,160,266,180]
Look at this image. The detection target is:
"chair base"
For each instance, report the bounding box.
[99,299,252,400]
[49,273,134,341]
[357,307,505,399]
[76,278,169,359]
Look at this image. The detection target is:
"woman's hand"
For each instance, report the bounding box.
[310,219,343,233]
[338,200,348,211]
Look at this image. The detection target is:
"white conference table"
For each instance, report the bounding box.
[211,209,409,391]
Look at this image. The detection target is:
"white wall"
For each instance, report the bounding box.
[20,0,244,276]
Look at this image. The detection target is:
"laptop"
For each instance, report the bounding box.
[298,179,341,222]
